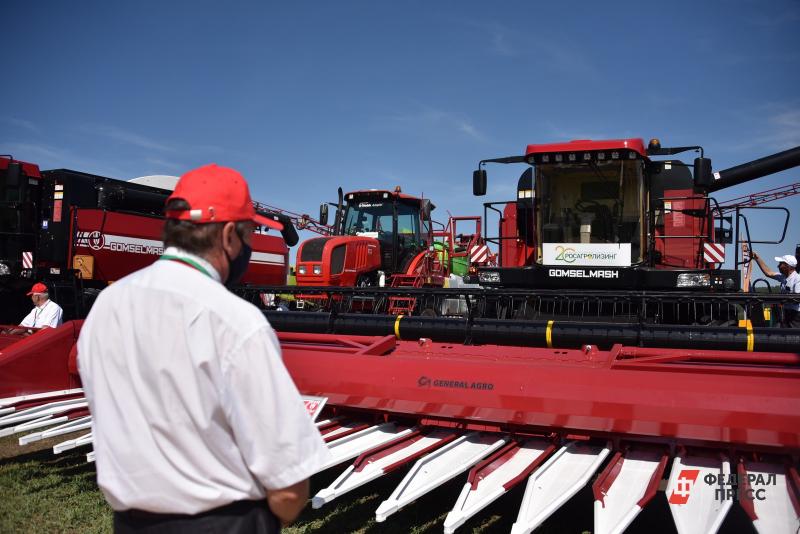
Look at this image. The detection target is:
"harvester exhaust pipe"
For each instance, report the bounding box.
[265,311,800,354]
[708,145,800,192]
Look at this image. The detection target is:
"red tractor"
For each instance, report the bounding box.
[293,187,492,313]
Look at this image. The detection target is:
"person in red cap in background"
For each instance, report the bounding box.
[2,282,64,335]
[78,164,330,533]
[751,251,800,328]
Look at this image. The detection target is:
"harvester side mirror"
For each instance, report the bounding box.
[422,200,432,220]
[473,169,487,196]
[693,157,713,190]
[319,203,329,226]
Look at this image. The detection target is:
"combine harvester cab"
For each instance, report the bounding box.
[470,139,800,323]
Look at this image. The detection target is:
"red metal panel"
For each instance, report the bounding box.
[0,322,82,398]
[0,157,41,178]
[281,337,800,450]
[70,208,286,284]
[526,139,648,159]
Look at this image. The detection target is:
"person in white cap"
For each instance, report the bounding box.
[751,251,800,328]
[78,164,330,533]
[1,282,64,335]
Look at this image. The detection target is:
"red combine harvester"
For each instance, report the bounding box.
[0,156,294,323]
[290,186,493,314]
[2,140,800,533]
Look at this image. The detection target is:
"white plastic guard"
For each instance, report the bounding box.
[666,454,733,534]
[444,438,555,534]
[593,448,668,534]
[313,428,457,509]
[375,432,508,522]
[317,422,414,472]
[511,441,612,534]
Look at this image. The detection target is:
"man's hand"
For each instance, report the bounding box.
[266,479,310,526]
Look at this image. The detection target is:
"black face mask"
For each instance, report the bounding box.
[225,230,252,288]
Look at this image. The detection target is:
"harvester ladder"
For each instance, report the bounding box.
[387,275,424,315]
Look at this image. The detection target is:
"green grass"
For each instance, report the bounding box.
[0,436,111,533]
[1,435,753,533]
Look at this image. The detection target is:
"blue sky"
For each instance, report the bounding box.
[3,0,798,280]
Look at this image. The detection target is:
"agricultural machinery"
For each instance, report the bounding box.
[291,186,493,314]
[0,156,294,323]
[240,140,800,326]
[1,138,800,533]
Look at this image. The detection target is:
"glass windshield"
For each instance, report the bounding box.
[536,160,644,262]
[343,200,421,238]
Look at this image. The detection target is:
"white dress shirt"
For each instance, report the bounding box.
[78,247,330,513]
[19,299,63,328]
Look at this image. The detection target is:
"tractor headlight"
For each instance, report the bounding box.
[313,265,322,275]
[0,262,9,276]
[676,273,710,288]
[298,265,307,275]
[478,271,501,283]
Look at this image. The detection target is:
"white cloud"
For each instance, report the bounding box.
[1,117,40,134]
[145,157,185,172]
[725,105,800,153]
[0,141,128,177]
[80,124,177,153]
[490,24,517,57]
[379,107,487,142]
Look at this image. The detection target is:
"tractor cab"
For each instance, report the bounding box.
[296,187,434,290]
[340,189,432,273]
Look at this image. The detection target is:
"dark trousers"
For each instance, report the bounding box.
[783,308,800,328]
[114,499,280,534]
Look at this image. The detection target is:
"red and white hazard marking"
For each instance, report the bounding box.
[470,244,490,264]
[22,251,33,269]
[703,243,725,264]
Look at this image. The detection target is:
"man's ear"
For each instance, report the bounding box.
[221,221,239,256]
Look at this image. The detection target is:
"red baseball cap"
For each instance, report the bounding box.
[27,282,48,295]
[165,164,283,230]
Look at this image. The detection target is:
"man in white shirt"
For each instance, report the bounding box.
[2,282,64,335]
[752,251,800,328]
[78,164,330,533]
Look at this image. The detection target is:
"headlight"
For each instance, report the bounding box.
[676,273,710,288]
[298,265,307,275]
[313,265,322,275]
[724,278,735,290]
[0,262,9,276]
[478,271,501,283]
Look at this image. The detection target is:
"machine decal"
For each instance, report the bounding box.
[75,232,163,256]
[417,376,494,390]
[543,243,631,267]
[548,268,620,279]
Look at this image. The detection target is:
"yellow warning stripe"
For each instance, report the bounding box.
[746,320,754,352]
[394,314,404,339]
[546,320,554,348]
